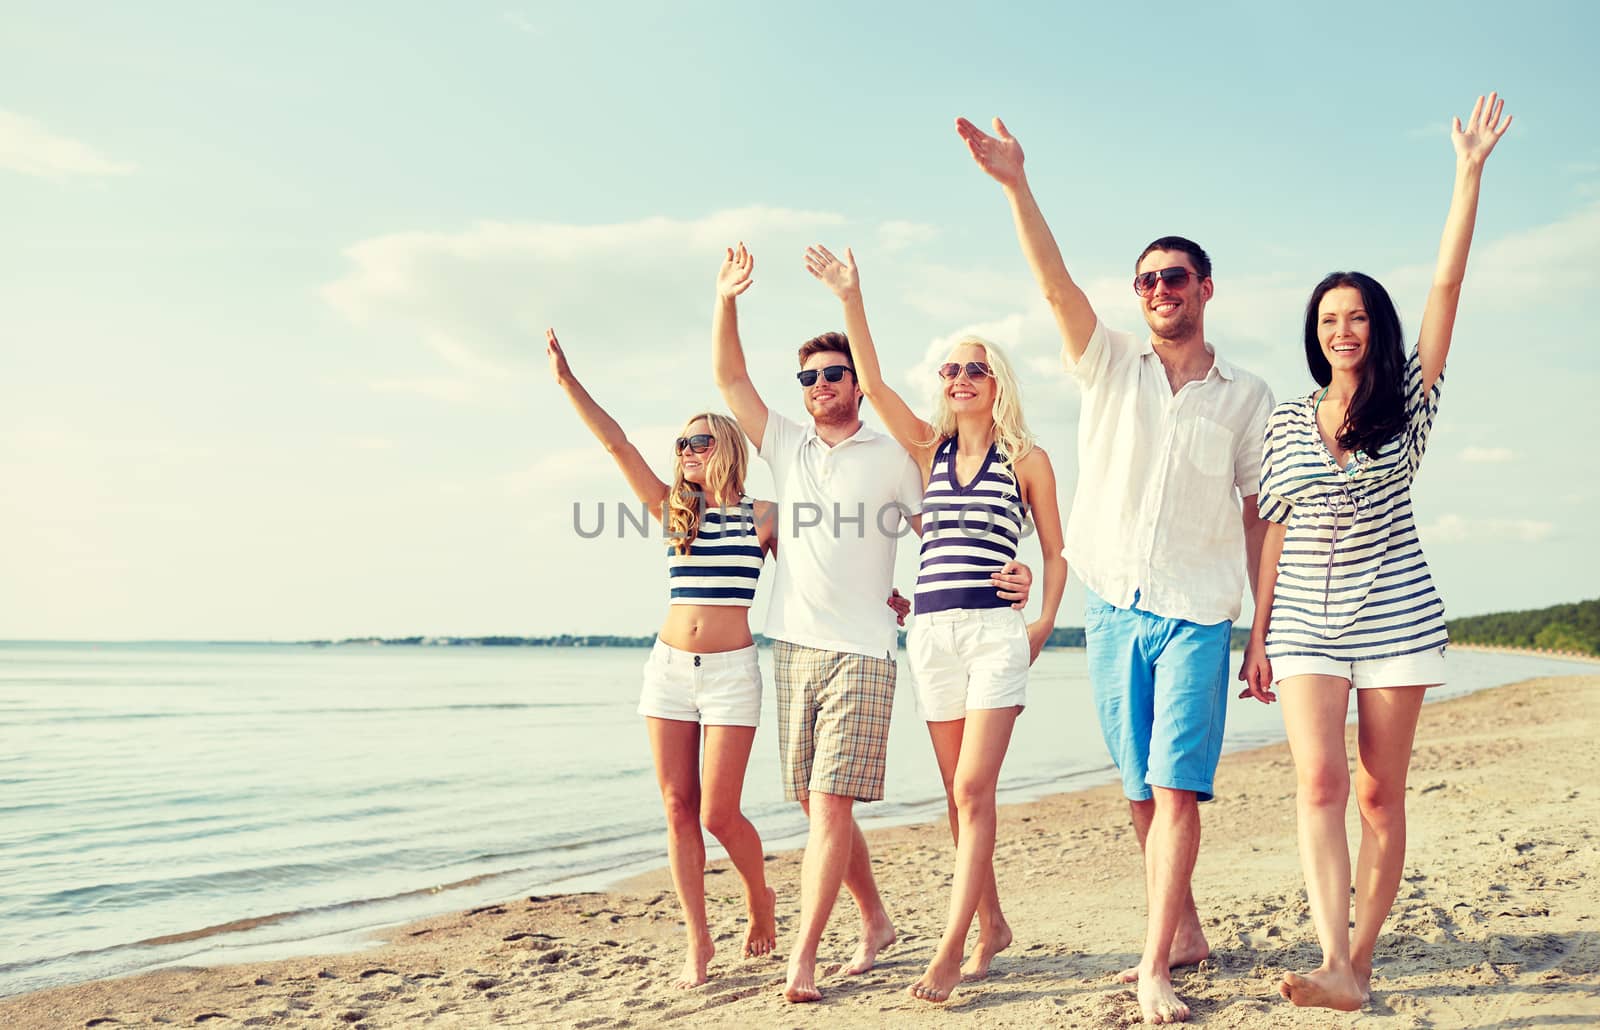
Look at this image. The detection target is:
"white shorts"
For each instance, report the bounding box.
[1272,647,1447,691]
[907,607,1029,722]
[638,640,762,726]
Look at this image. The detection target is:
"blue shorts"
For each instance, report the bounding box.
[1084,589,1231,802]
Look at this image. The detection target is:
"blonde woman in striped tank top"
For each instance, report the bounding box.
[806,246,1068,1003]
[1238,94,1513,1012]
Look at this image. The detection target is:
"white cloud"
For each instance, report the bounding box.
[368,377,474,402]
[0,110,136,178]
[1461,446,1514,463]
[876,220,939,253]
[1423,514,1554,543]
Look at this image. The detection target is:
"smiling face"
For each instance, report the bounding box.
[800,349,862,424]
[676,417,715,485]
[1136,248,1212,341]
[1316,285,1371,376]
[943,341,996,415]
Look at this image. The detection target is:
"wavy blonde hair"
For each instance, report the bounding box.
[666,412,749,554]
[923,336,1035,475]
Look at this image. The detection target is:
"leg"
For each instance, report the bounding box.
[646,717,715,989]
[1136,787,1202,1023]
[926,718,1012,979]
[699,724,777,958]
[910,706,1019,1002]
[1350,685,1428,999]
[1115,797,1209,982]
[1275,676,1365,1011]
[784,791,869,1002]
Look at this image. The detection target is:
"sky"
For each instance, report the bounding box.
[3,1,1597,641]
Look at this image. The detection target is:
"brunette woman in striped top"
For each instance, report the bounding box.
[1238,94,1513,1012]
[806,245,1067,1003]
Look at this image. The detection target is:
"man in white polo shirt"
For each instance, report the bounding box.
[710,243,1030,1003]
[959,118,1273,1025]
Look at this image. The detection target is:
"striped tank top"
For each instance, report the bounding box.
[914,438,1027,615]
[1257,348,1447,660]
[666,497,763,607]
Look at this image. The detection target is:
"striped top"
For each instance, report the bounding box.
[666,497,763,607]
[914,438,1027,615]
[1258,349,1447,660]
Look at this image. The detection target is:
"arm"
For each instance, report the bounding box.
[1017,449,1068,663]
[545,329,669,516]
[1241,494,1269,601]
[711,243,770,448]
[956,116,1098,364]
[803,244,937,469]
[1238,518,1284,705]
[1417,92,1513,394]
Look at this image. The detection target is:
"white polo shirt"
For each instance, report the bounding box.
[1064,320,1274,626]
[757,410,924,658]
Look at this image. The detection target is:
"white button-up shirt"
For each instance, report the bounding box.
[758,411,924,658]
[1063,320,1274,625]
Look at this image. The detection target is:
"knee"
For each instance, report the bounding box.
[1297,765,1350,810]
[661,789,701,829]
[810,791,855,829]
[951,779,995,822]
[1355,778,1405,828]
[700,802,741,840]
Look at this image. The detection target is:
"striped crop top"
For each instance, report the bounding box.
[914,438,1027,615]
[666,497,764,607]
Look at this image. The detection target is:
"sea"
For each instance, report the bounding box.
[0,641,1586,997]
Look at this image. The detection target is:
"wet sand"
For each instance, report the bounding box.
[6,675,1597,1028]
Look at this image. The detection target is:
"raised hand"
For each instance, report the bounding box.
[545,328,573,384]
[717,242,756,301]
[955,116,1025,188]
[1451,92,1512,167]
[803,244,860,300]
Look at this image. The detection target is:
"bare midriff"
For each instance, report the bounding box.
[657,604,756,654]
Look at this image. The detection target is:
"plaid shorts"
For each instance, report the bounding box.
[772,640,897,803]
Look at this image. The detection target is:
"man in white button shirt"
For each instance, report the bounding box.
[959,117,1273,1024]
[710,243,1032,1003]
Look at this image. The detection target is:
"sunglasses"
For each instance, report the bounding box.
[674,434,714,455]
[937,361,993,381]
[796,365,852,387]
[1132,266,1202,296]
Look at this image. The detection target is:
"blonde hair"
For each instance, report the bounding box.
[924,337,1036,475]
[666,412,749,554]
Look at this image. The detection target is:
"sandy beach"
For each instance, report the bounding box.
[6,674,1597,1028]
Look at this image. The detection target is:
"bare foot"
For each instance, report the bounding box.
[676,931,714,989]
[841,914,896,975]
[1116,924,1209,983]
[1137,971,1191,1024]
[743,886,777,958]
[783,952,822,1003]
[1279,966,1365,1011]
[1353,961,1373,1005]
[961,919,1012,980]
[908,953,963,1003]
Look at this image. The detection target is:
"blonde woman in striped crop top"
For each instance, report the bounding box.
[1237,94,1513,1013]
[806,245,1067,1004]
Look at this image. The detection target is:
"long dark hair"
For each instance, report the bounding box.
[1303,271,1406,457]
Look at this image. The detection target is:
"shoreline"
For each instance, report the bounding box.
[5,674,1597,1028]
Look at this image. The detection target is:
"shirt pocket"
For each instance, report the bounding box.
[1180,416,1235,479]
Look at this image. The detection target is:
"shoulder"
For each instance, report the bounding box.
[1014,446,1054,475]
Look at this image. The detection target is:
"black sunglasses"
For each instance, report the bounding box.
[674,433,714,455]
[937,361,993,381]
[796,365,852,387]
[1133,266,1202,296]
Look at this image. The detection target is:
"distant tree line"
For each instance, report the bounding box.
[1446,598,1600,657]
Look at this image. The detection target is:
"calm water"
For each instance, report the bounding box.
[0,641,1584,996]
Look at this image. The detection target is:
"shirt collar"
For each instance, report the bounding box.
[1139,338,1236,382]
[803,419,879,449]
